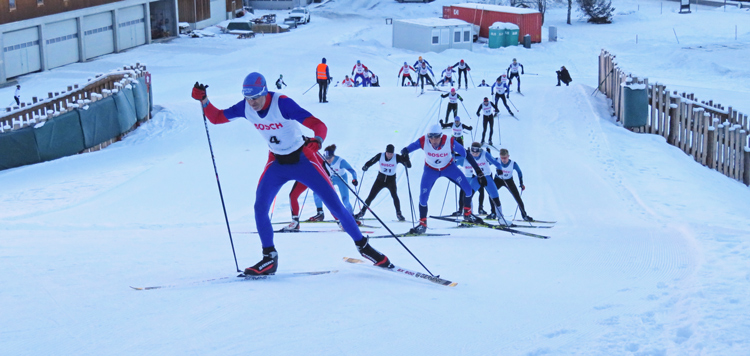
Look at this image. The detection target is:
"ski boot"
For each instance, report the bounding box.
[355,237,393,268]
[463,209,484,224]
[478,208,487,215]
[280,216,300,232]
[522,214,534,222]
[307,211,325,222]
[396,212,406,222]
[243,247,278,275]
[485,213,497,220]
[408,218,428,235]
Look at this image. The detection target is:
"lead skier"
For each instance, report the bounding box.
[191,73,394,274]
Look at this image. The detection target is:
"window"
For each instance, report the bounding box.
[37,0,43,5]
[464,30,471,42]
[431,29,439,45]
[454,31,461,43]
[10,0,16,10]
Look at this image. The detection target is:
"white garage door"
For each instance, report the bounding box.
[118,5,146,50]
[3,27,42,78]
[83,12,115,59]
[46,19,80,69]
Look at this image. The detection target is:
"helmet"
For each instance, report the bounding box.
[450,88,456,93]
[242,72,267,99]
[419,56,423,60]
[427,124,442,139]
[460,59,464,63]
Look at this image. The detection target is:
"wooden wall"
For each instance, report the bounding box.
[177,0,210,23]
[0,0,121,25]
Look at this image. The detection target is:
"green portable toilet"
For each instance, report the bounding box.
[488,22,506,49]
[505,23,519,46]
[622,80,649,128]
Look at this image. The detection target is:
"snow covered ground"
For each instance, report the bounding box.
[2,0,750,355]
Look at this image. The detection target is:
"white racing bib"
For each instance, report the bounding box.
[378,153,397,176]
[244,93,304,155]
[499,159,515,179]
[423,135,452,170]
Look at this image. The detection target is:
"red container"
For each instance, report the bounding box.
[443,3,542,44]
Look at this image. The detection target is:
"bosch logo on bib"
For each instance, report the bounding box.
[254,122,284,130]
[427,152,449,158]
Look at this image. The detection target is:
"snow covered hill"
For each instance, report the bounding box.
[2,0,749,355]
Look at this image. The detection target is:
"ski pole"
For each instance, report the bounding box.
[403,162,417,228]
[302,82,317,95]
[512,189,524,221]
[497,113,502,146]
[269,196,277,222]
[468,71,476,88]
[459,100,473,126]
[354,170,366,211]
[318,152,435,276]
[592,68,614,96]
[437,97,443,124]
[199,102,240,273]
[438,179,451,216]
[507,96,519,112]
[299,188,309,218]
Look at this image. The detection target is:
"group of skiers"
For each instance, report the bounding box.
[188,50,560,275]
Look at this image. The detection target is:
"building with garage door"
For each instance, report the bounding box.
[0,0,178,84]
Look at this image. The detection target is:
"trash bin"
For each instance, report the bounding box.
[523,34,531,48]
[488,22,506,49]
[549,26,557,42]
[622,81,649,128]
[505,23,519,46]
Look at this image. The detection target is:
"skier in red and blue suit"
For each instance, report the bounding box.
[191,72,393,275]
[400,124,485,234]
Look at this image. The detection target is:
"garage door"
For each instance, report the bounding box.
[83,12,114,59]
[3,27,42,78]
[118,5,146,50]
[46,19,80,69]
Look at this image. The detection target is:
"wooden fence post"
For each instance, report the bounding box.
[668,94,680,145]
[742,131,749,185]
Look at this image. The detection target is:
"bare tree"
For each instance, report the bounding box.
[567,0,572,25]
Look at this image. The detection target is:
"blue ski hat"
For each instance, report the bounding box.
[404,61,407,65]
[357,60,361,64]
[454,116,460,122]
[322,58,326,64]
[242,72,267,99]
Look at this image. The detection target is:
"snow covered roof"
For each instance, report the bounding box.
[453,3,540,15]
[396,18,471,27]
[489,22,520,30]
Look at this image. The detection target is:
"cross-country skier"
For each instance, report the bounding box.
[351,60,368,87]
[451,60,471,89]
[398,62,416,86]
[506,58,524,93]
[417,62,437,94]
[309,145,358,219]
[190,73,394,274]
[413,56,432,71]
[436,66,455,87]
[370,71,380,87]
[491,76,513,117]
[492,148,533,222]
[341,75,355,87]
[440,88,463,124]
[477,79,490,87]
[316,58,331,103]
[354,144,411,222]
[275,75,286,90]
[362,70,373,87]
[400,124,485,234]
[476,97,499,145]
[440,116,472,147]
[455,142,509,224]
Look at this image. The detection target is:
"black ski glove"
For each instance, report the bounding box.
[352,179,358,186]
[477,175,487,187]
[361,165,368,172]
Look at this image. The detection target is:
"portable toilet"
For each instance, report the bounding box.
[505,22,519,46]
[488,22,506,49]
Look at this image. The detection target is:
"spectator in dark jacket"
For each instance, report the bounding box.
[556,66,572,86]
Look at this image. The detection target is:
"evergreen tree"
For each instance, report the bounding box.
[577,0,614,24]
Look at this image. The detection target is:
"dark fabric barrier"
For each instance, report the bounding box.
[114,88,137,134]
[132,80,149,122]
[79,96,121,149]
[34,110,85,162]
[0,126,41,170]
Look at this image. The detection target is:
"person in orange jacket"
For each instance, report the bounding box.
[316,58,331,103]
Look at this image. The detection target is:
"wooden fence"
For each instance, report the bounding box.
[598,49,750,186]
[1,63,149,133]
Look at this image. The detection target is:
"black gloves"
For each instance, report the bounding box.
[477,175,487,187]
[361,165,368,172]
[352,179,358,186]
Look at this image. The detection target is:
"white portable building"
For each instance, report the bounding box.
[392,18,473,53]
